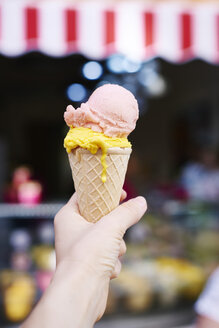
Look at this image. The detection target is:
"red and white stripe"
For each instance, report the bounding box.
[0,0,219,63]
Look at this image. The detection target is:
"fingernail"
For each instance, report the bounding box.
[135,196,146,206]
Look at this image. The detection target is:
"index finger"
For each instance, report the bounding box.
[66,193,80,214]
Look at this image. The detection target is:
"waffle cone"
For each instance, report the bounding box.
[68,147,132,222]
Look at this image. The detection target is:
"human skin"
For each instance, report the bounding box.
[22,192,147,328]
[196,316,219,328]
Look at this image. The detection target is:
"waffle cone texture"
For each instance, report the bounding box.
[68,147,132,222]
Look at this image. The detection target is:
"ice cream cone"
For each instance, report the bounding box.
[68,147,132,222]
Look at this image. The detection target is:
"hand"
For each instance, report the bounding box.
[55,190,127,279]
[54,192,147,322]
[22,193,147,328]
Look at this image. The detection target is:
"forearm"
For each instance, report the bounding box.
[22,262,106,328]
[196,316,219,328]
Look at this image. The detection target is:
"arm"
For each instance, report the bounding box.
[195,268,219,328]
[22,262,102,328]
[196,316,219,328]
[22,194,147,328]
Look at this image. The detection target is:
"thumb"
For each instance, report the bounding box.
[100,196,147,233]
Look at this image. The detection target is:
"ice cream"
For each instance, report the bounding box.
[64,84,139,138]
[64,84,139,183]
[64,84,139,222]
[64,127,131,183]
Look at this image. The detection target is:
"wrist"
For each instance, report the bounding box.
[53,260,108,326]
[23,260,105,328]
[55,259,102,282]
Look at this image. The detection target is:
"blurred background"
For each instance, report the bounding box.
[0,0,219,327]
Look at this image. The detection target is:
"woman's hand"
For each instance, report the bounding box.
[22,193,147,328]
[54,192,147,323]
[55,190,127,279]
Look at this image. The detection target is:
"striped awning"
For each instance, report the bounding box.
[1,1,219,63]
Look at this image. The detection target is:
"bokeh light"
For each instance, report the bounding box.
[107,55,125,73]
[66,83,87,102]
[82,61,103,80]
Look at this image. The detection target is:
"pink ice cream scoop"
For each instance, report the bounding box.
[64,84,139,138]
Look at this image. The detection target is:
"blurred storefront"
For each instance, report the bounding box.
[0,1,219,327]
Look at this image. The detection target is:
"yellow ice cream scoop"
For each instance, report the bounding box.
[64,127,131,183]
